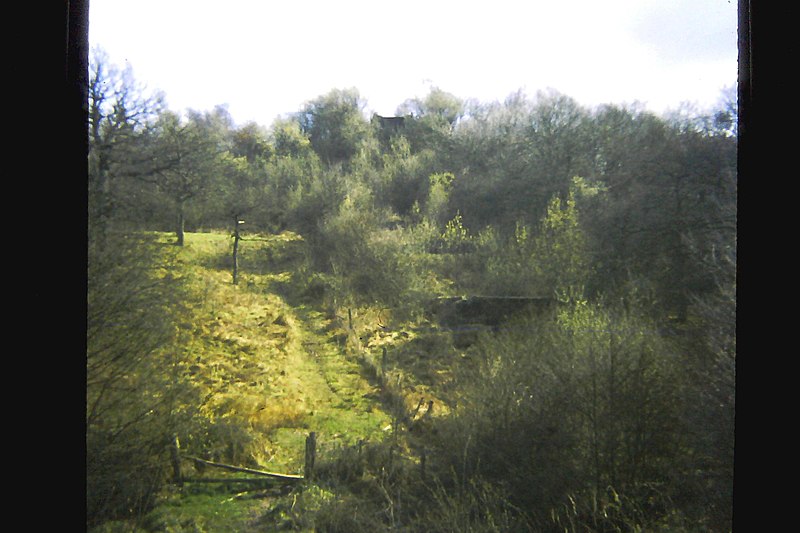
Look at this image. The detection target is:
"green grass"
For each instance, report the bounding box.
[141,489,270,533]
[91,229,462,532]
[138,231,405,530]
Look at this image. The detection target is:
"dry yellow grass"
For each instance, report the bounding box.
[170,231,397,471]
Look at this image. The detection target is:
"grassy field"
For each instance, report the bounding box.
[92,229,724,532]
[88,230,465,532]
[113,230,441,531]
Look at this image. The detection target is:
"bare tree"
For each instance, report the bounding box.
[88,48,164,245]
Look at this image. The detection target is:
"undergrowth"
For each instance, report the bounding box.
[91,230,726,532]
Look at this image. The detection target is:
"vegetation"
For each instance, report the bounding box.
[87,48,736,532]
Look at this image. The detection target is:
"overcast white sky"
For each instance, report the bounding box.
[88,0,738,128]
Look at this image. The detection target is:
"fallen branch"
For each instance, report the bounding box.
[179,477,288,483]
[182,454,304,480]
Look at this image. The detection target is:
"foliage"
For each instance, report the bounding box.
[310,183,441,313]
[88,47,166,240]
[147,111,224,244]
[210,152,262,230]
[423,171,456,227]
[86,232,201,528]
[446,90,594,232]
[295,87,371,166]
[283,165,346,240]
[271,117,316,159]
[230,120,273,163]
[423,297,687,530]
[86,56,736,531]
[479,178,589,298]
[374,136,438,217]
[438,212,472,254]
[398,86,465,154]
[255,141,323,232]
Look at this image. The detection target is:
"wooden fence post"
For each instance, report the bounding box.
[304,432,317,481]
[232,218,243,285]
[170,435,183,487]
[381,346,387,385]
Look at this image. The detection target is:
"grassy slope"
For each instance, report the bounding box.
[101,229,466,532]
[144,231,402,531]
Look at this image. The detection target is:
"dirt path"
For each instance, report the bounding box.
[280,304,391,444]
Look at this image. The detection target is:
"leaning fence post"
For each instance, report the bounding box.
[170,435,183,487]
[381,346,388,385]
[304,432,317,481]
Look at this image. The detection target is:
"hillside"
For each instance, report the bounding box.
[89,221,735,532]
[88,71,736,531]
[128,230,458,532]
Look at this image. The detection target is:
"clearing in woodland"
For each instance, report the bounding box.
[143,230,444,531]
[111,229,463,533]
[174,230,395,472]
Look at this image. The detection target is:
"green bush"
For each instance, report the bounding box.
[312,185,441,312]
[86,234,203,529]
[420,298,688,528]
[86,428,171,530]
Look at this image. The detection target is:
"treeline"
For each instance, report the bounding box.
[88,46,735,317]
[87,45,736,531]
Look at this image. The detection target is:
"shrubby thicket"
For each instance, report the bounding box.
[87,48,736,531]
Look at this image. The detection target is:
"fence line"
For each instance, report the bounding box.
[170,432,315,486]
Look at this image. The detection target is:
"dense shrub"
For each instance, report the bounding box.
[419,299,688,529]
[311,184,442,313]
[86,234,203,528]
